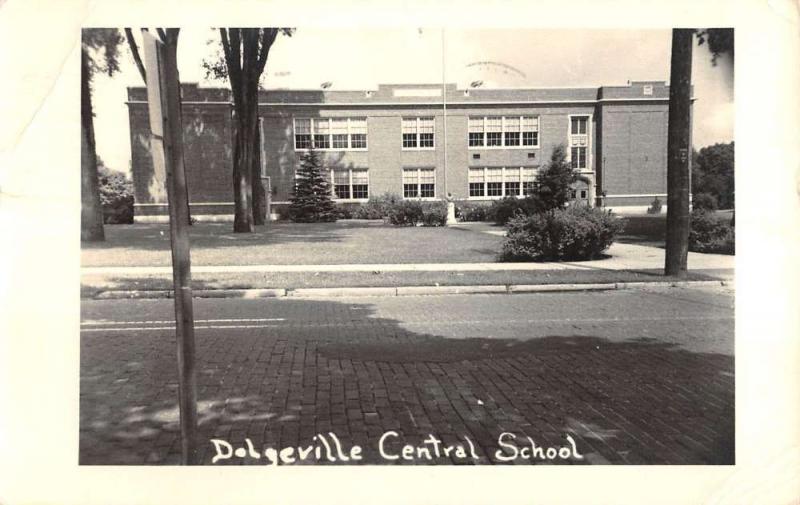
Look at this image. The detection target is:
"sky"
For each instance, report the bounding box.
[91,28,734,175]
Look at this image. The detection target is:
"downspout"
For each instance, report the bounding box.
[442,27,448,198]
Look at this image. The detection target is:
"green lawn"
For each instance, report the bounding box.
[81,220,505,267]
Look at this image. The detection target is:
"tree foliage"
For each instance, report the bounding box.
[288,149,337,223]
[692,142,734,209]
[697,28,734,65]
[530,144,576,211]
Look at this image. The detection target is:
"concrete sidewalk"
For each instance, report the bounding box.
[81,243,734,276]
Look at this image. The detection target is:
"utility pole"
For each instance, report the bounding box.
[665,29,694,277]
[142,30,199,465]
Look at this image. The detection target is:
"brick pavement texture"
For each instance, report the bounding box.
[80,295,734,465]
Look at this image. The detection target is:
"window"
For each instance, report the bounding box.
[468,116,540,148]
[330,168,369,200]
[294,119,312,149]
[349,118,367,149]
[469,167,538,198]
[403,168,436,198]
[569,115,590,170]
[401,117,435,149]
[294,118,368,150]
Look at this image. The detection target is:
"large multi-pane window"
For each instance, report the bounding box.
[330,168,369,200]
[294,118,368,150]
[468,116,540,148]
[402,117,435,149]
[569,115,590,170]
[468,167,538,198]
[402,168,435,198]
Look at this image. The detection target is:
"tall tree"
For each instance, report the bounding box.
[531,144,576,212]
[664,28,733,276]
[204,28,292,232]
[81,28,124,241]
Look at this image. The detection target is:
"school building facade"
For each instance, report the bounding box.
[126,81,679,221]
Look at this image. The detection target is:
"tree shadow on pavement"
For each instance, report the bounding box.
[79,297,734,466]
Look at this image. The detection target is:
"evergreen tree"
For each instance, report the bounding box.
[531,144,576,211]
[288,149,338,222]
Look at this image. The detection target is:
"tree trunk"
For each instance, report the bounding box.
[665,29,693,277]
[81,48,105,242]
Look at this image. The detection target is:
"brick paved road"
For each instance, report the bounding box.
[79,286,734,465]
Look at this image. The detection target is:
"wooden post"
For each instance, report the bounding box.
[665,29,694,277]
[142,31,198,465]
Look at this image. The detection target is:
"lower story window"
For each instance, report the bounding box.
[469,167,538,198]
[403,168,435,198]
[331,168,369,200]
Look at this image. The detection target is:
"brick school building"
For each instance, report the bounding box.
[126,81,681,221]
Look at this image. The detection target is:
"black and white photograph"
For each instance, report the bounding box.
[78,27,735,466]
[1,0,799,503]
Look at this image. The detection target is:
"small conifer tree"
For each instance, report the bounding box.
[288,148,338,222]
[531,144,577,211]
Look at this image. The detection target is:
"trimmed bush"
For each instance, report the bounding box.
[692,192,718,211]
[98,165,134,224]
[500,206,624,262]
[353,192,402,220]
[689,210,735,254]
[386,200,447,226]
[455,201,490,222]
[387,200,424,226]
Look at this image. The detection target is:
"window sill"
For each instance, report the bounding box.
[468,145,540,150]
[294,148,368,153]
[401,147,437,152]
[333,198,369,203]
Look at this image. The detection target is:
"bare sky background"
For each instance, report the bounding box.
[92,28,734,174]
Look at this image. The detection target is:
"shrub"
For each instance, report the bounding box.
[385,200,447,226]
[288,149,337,222]
[388,200,424,226]
[455,201,490,222]
[689,210,735,254]
[353,192,402,220]
[500,206,624,262]
[487,196,542,225]
[334,206,353,220]
[692,192,718,211]
[646,197,663,215]
[420,201,447,227]
[97,165,134,224]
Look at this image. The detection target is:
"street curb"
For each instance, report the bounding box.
[89,280,728,300]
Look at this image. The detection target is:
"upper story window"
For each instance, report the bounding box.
[294,118,368,151]
[468,116,539,148]
[569,115,590,170]
[402,117,435,149]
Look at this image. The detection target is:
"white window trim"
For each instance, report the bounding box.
[467,166,537,200]
[294,117,368,152]
[401,117,436,151]
[330,167,369,202]
[401,167,437,200]
[468,115,541,150]
[567,114,593,172]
